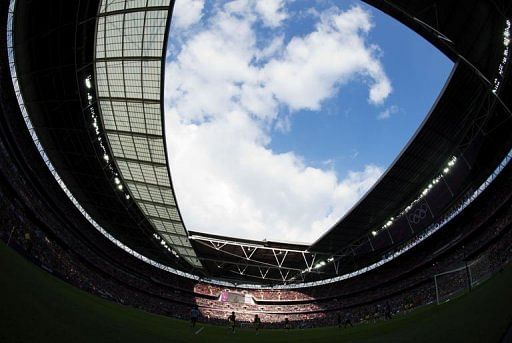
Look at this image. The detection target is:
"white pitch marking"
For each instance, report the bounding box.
[195,327,204,335]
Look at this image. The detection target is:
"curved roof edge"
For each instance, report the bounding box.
[93,0,201,268]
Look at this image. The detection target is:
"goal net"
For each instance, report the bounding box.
[434,266,469,304]
[434,254,492,304]
[467,254,493,287]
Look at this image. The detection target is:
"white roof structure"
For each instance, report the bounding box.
[94,0,201,267]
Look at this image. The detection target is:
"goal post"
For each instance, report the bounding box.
[467,254,493,288]
[434,253,493,304]
[434,265,469,304]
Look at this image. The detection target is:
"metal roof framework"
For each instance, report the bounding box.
[91,0,512,281]
[310,0,512,254]
[6,0,512,285]
[188,232,333,283]
[94,0,201,267]
[185,0,512,283]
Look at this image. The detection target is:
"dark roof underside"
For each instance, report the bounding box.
[8,0,512,283]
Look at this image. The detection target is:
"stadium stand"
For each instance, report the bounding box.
[0,0,511,340]
[1,152,511,327]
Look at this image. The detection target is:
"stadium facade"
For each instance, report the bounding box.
[0,0,512,326]
[3,0,512,286]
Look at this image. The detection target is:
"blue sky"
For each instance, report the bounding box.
[164,0,453,243]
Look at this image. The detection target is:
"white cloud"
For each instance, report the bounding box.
[165,1,389,242]
[172,0,205,29]
[262,6,392,110]
[255,35,285,61]
[255,0,288,28]
[310,165,384,238]
[377,105,399,120]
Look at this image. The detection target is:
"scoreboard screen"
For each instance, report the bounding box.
[220,291,247,304]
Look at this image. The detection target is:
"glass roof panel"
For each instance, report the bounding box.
[95,0,200,268]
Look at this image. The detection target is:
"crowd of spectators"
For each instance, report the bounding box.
[1,174,511,328]
[1,123,512,329]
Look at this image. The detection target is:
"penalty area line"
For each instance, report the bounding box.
[195,327,204,335]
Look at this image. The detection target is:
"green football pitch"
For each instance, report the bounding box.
[1,241,511,343]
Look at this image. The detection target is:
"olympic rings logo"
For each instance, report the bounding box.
[408,204,428,224]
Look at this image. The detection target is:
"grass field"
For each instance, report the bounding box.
[1,241,511,343]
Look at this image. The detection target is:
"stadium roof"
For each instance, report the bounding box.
[6,0,512,284]
[311,0,512,254]
[94,0,201,267]
[8,0,191,270]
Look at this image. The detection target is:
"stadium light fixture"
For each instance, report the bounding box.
[313,261,326,269]
[493,19,511,93]
[370,155,459,245]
